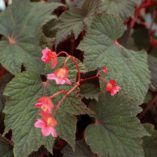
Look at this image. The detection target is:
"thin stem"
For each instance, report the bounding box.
[0,134,13,146]
[57,51,69,57]
[139,94,157,119]
[53,82,80,115]
[58,51,81,82]
[63,56,71,67]
[99,76,108,83]
[70,56,81,82]
[49,90,66,99]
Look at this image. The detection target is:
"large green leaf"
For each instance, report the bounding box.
[85,94,149,157]
[148,55,157,91]
[0,135,13,157]
[78,14,150,105]
[4,72,56,157]
[143,124,157,157]
[0,0,62,74]
[101,0,141,19]
[80,83,99,101]
[56,96,94,150]
[3,68,93,156]
[62,140,94,157]
[55,0,102,45]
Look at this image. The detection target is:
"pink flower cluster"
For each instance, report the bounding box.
[106,80,121,96]
[41,48,57,68]
[41,47,71,85]
[34,97,57,137]
[34,48,121,137]
[47,67,71,85]
[101,67,121,96]
[35,48,73,137]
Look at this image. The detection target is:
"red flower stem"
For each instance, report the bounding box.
[53,75,106,115]
[64,56,81,82]
[139,94,157,119]
[99,76,108,83]
[70,56,81,82]
[49,90,66,99]
[53,82,80,115]
[63,56,71,66]
[58,51,81,82]
[57,51,69,57]
[0,134,14,146]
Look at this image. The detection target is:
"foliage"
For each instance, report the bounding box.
[0,0,157,157]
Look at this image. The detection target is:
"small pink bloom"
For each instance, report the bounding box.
[35,96,54,113]
[102,67,108,74]
[34,113,57,137]
[41,47,57,68]
[106,80,121,96]
[47,67,71,85]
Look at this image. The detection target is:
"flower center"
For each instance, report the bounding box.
[41,105,48,112]
[48,51,56,59]
[56,68,67,78]
[47,117,57,127]
[106,83,113,91]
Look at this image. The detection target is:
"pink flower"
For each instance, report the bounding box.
[47,67,71,85]
[35,96,54,113]
[106,80,121,96]
[41,47,57,68]
[102,67,108,74]
[34,113,57,137]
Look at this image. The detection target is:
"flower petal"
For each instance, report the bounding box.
[111,86,121,96]
[35,102,42,108]
[34,119,45,128]
[50,127,57,138]
[47,73,57,80]
[41,126,51,136]
[64,78,72,85]
[51,55,57,69]
[56,78,66,85]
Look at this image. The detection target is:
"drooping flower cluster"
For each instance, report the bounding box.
[41,47,71,85]
[35,48,73,137]
[41,47,57,68]
[34,97,57,137]
[101,67,121,96]
[34,48,121,137]
[106,80,121,96]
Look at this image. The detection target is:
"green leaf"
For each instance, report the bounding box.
[56,96,95,150]
[80,83,99,101]
[4,72,56,157]
[101,0,140,19]
[62,140,94,157]
[0,135,13,157]
[78,14,150,105]
[0,0,62,74]
[148,55,157,91]
[55,0,102,45]
[3,71,94,156]
[85,94,149,157]
[143,124,157,157]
